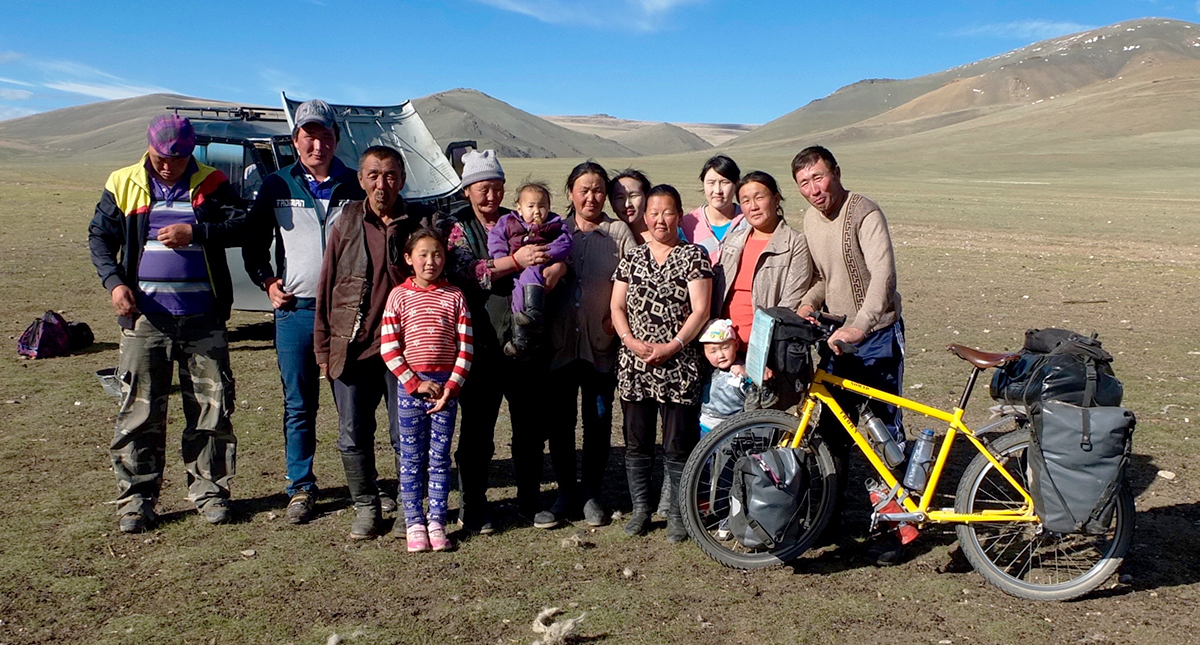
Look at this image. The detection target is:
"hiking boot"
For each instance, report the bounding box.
[391,517,408,540]
[527,508,560,530]
[379,491,398,514]
[201,501,231,525]
[582,498,608,527]
[118,511,153,534]
[350,503,380,540]
[870,534,908,567]
[286,491,315,525]
[406,524,430,552]
[428,522,451,551]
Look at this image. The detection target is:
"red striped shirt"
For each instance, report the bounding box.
[380,278,473,397]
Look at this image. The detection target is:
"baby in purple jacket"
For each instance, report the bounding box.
[486,181,572,356]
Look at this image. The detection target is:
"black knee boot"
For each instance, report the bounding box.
[624,454,653,536]
[665,459,688,543]
[514,283,546,327]
[342,452,379,540]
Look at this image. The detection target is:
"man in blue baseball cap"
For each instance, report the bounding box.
[88,114,246,534]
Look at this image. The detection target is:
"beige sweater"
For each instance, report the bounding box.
[800,193,901,334]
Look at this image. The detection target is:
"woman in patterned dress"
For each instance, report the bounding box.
[610,184,713,541]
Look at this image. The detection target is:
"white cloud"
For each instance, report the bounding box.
[957,20,1098,41]
[471,0,704,30]
[0,76,36,87]
[0,105,37,120]
[0,51,21,64]
[0,88,33,100]
[43,81,173,100]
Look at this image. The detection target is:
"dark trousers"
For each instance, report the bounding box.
[546,360,617,502]
[455,346,547,515]
[621,398,700,463]
[816,319,906,507]
[331,355,399,495]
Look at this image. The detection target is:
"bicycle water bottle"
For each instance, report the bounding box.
[861,408,905,469]
[903,429,937,491]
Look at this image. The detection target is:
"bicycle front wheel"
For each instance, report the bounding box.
[681,409,837,569]
[955,430,1134,600]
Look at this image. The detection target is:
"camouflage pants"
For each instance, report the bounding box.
[111,312,236,516]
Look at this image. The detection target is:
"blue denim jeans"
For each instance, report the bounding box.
[274,301,319,496]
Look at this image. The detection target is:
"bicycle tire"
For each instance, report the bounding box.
[955,430,1134,600]
[681,409,837,569]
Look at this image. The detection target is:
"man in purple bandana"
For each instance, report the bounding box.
[88,115,246,534]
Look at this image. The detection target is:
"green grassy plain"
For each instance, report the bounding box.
[1,143,1198,644]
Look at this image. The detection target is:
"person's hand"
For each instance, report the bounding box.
[513,244,550,268]
[416,380,444,400]
[763,366,775,381]
[829,327,866,355]
[797,304,817,322]
[319,363,330,380]
[266,279,295,309]
[156,223,193,248]
[625,337,654,362]
[730,364,747,377]
[427,388,453,415]
[647,341,679,366]
[602,313,615,336]
[544,261,568,290]
[111,284,138,317]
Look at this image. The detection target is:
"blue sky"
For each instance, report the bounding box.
[1,0,1198,124]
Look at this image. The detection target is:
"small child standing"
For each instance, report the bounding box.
[485,181,572,356]
[380,228,473,552]
[698,319,754,433]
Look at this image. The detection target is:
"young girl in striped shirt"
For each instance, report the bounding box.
[380,228,473,552]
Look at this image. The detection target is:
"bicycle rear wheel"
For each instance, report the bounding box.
[681,409,837,569]
[955,430,1134,600]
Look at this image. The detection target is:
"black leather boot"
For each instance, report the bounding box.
[624,454,653,536]
[504,321,534,357]
[513,283,546,327]
[665,459,689,543]
[342,452,380,540]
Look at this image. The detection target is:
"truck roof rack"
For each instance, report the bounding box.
[166,106,287,122]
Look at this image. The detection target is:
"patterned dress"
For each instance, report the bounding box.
[614,243,713,405]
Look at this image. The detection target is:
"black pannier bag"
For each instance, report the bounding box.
[727,448,809,549]
[990,328,1122,407]
[1029,401,1135,534]
[761,307,821,391]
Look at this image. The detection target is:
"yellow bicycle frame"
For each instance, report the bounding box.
[787,369,1038,525]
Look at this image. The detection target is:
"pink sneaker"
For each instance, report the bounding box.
[428,522,451,551]
[406,524,429,552]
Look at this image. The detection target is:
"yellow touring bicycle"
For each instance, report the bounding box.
[680,312,1133,601]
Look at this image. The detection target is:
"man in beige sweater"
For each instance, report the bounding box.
[793,145,908,564]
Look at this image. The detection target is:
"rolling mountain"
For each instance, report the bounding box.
[410,88,639,159]
[728,18,1200,149]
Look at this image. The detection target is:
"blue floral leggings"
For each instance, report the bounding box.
[392,372,458,527]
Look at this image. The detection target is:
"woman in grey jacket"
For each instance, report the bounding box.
[717,171,813,407]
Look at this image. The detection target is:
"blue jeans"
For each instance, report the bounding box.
[275,302,319,497]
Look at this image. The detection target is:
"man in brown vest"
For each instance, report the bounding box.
[314,145,427,540]
[793,145,908,564]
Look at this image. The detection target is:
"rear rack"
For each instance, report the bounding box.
[166,105,287,122]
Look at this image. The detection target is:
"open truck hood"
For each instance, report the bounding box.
[282,92,461,201]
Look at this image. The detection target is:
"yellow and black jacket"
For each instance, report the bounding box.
[87,155,245,328]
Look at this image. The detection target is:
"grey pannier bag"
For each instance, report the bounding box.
[1029,401,1136,535]
[727,448,809,549]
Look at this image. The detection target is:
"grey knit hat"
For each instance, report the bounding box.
[460,149,505,187]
